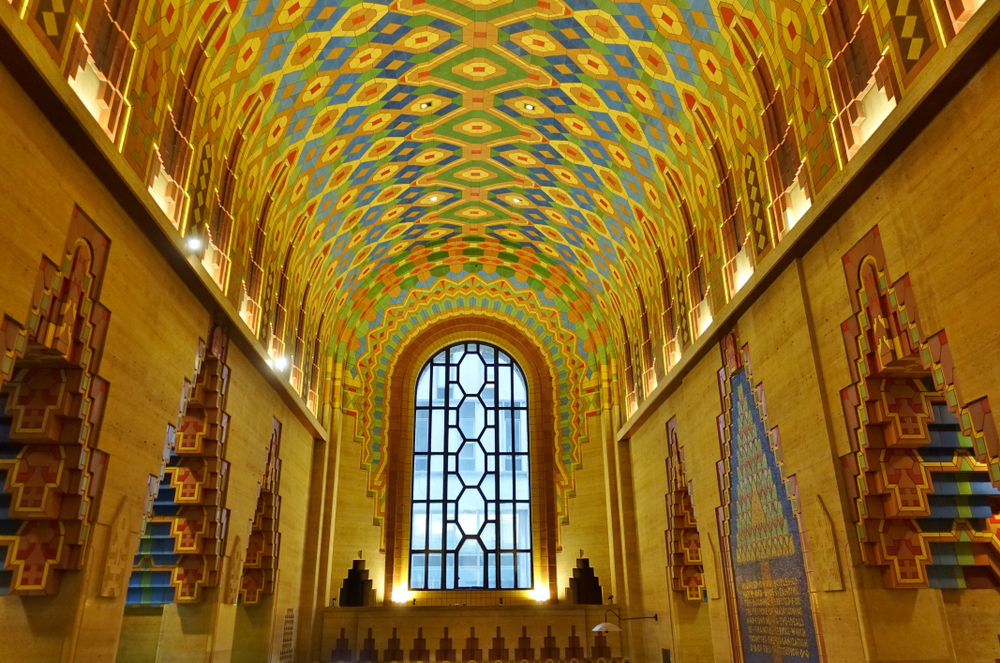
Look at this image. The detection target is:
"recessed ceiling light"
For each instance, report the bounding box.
[430,196,438,202]
[512,197,521,203]
[525,103,535,110]
[420,102,430,109]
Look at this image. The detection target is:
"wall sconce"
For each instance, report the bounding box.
[696,299,713,337]
[782,180,811,231]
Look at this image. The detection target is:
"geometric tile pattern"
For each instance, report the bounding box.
[0,207,112,596]
[128,326,232,604]
[741,154,771,261]
[665,416,706,601]
[240,417,282,605]
[6,0,983,431]
[839,227,1000,589]
[715,329,823,661]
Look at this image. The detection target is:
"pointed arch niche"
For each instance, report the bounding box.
[381,316,558,606]
[840,227,1000,589]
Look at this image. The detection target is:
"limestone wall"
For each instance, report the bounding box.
[0,58,318,663]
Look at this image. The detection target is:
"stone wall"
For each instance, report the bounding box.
[0,57,319,663]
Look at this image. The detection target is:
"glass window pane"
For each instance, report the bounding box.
[428,503,443,549]
[500,553,515,589]
[459,354,485,394]
[514,411,527,452]
[411,503,427,549]
[480,521,495,549]
[499,411,512,452]
[430,410,444,452]
[432,366,446,406]
[427,554,442,589]
[413,456,428,500]
[481,474,495,500]
[429,457,443,499]
[513,368,527,407]
[448,426,463,452]
[411,553,426,589]
[516,503,531,549]
[445,553,455,589]
[457,541,484,588]
[499,462,513,500]
[447,474,462,500]
[500,503,514,549]
[415,411,429,452]
[416,371,430,406]
[499,367,511,404]
[517,552,532,588]
[479,426,497,454]
[515,460,530,500]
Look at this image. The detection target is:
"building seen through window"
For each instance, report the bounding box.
[409,341,533,590]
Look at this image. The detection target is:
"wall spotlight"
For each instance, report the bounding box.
[530,587,550,602]
[392,588,413,603]
[185,236,203,252]
[273,356,289,371]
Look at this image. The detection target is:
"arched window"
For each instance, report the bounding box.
[620,315,637,416]
[637,286,654,394]
[409,341,533,591]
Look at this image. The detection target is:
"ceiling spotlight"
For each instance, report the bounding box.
[185,236,203,252]
[524,103,535,110]
[429,195,438,202]
[420,102,430,109]
[512,197,521,204]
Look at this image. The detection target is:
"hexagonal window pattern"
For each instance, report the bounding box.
[410,341,532,590]
[458,397,485,439]
[457,490,485,535]
[458,353,485,394]
[458,443,484,486]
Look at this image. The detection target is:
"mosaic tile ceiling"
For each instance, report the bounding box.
[16,0,969,406]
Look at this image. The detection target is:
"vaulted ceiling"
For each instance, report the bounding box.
[10,0,966,418]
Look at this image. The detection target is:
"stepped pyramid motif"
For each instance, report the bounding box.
[733,379,795,564]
